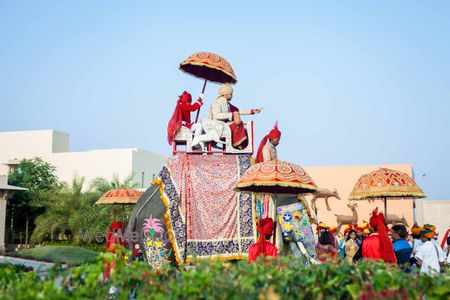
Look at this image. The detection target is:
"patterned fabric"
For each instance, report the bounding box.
[277,202,317,259]
[142,216,171,270]
[235,160,318,194]
[157,154,255,264]
[179,52,237,84]
[349,168,426,200]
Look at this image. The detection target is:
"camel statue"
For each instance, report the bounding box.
[385,214,409,227]
[335,202,358,235]
[311,188,341,211]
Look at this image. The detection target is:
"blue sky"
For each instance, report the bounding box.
[1,1,449,199]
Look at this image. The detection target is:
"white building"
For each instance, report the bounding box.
[0,129,167,189]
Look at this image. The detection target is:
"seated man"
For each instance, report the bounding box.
[248,218,278,263]
[209,83,261,149]
[167,91,203,145]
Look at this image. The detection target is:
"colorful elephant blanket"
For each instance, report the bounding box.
[156,154,255,264]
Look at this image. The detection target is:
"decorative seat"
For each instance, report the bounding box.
[172,120,254,155]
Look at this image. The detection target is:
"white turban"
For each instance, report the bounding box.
[218,83,233,96]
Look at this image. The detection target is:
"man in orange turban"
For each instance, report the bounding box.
[361,208,397,263]
[256,122,281,163]
[248,218,278,263]
[415,228,445,274]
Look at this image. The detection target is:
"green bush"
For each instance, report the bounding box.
[0,256,449,300]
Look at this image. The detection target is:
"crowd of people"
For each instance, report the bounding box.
[314,208,450,275]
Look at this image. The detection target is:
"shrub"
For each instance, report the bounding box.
[0,256,449,299]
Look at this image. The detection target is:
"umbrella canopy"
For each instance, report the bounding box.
[348,168,426,200]
[235,160,319,194]
[95,188,142,205]
[179,51,237,84]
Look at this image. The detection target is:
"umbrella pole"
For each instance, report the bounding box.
[273,192,277,244]
[194,79,208,123]
[384,197,387,225]
[413,198,416,224]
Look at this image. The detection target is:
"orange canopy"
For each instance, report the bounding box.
[235,160,319,194]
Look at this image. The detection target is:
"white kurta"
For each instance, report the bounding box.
[209,97,252,121]
[415,240,442,274]
[262,142,278,162]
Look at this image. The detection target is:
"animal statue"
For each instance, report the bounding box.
[385,214,409,227]
[310,188,341,211]
[334,202,358,235]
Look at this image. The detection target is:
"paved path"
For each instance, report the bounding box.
[0,255,55,277]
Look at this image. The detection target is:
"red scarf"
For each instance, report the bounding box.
[167,92,192,144]
[369,208,397,263]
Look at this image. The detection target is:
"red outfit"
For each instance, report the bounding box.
[248,242,278,262]
[362,208,397,263]
[229,103,248,148]
[248,218,278,263]
[362,233,382,260]
[167,92,202,144]
[103,221,127,281]
[256,122,281,163]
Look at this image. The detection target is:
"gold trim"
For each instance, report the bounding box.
[349,190,427,200]
[179,61,237,83]
[235,180,319,192]
[151,178,183,266]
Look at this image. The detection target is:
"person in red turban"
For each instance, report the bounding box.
[361,208,397,263]
[248,218,278,263]
[167,91,204,145]
[256,122,281,163]
[103,221,127,281]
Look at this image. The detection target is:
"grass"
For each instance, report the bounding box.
[16,246,99,265]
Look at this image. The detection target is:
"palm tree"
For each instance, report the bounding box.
[89,173,139,194]
[32,176,112,244]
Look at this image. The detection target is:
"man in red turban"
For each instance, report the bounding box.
[103,221,127,281]
[167,91,204,145]
[361,208,397,263]
[248,218,278,263]
[256,122,281,163]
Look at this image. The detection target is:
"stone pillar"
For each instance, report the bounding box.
[0,197,7,252]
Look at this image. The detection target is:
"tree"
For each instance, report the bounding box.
[32,176,113,245]
[89,173,139,194]
[7,157,59,246]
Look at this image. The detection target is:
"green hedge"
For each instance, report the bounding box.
[0,255,449,300]
[17,246,99,266]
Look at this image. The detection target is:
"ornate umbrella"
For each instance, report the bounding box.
[95,188,142,205]
[235,160,319,195]
[96,188,143,219]
[179,51,237,122]
[348,168,426,222]
[235,160,318,253]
